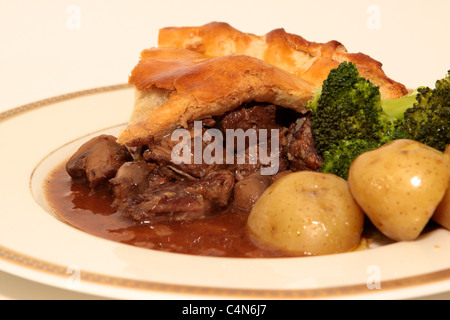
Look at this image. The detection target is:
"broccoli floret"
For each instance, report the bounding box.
[307,62,394,179]
[378,71,450,151]
[308,62,449,180]
[308,62,383,155]
[402,72,450,151]
[377,90,418,144]
[320,139,380,179]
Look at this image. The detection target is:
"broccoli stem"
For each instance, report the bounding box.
[380,89,419,121]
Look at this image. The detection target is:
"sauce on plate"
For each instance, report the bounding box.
[44,163,290,258]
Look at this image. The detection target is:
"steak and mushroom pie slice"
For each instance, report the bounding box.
[100,47,320,222]
[117,47,315,145]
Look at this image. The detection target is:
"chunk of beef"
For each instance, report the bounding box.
[220,104,290,180]
[117,170,235,222]
[221,104,279,132]
[66,135,131,188]
[285,117,323,171]
[110,162,193,204]
[143,125,224,179]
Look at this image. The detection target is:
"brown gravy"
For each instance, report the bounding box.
[44,162,291,258]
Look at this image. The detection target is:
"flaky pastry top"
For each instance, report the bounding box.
[117,47,315,145]
[158,22,408,100]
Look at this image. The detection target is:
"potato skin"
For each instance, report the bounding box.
[247,171,364,256]
[433,145,450,230]
[348,139,450,241]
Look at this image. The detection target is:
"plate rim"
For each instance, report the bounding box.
[1,241,449,300]
[0,84,449,300]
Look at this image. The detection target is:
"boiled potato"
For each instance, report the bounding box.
[348,139,450,241]
[433,145,450,230]
[247,171,364,256]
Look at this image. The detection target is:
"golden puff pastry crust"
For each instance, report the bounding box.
[117,47,315,146]
[158,22,408,100]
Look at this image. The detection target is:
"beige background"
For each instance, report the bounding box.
[1,0,449,110]
[0,0,448,299]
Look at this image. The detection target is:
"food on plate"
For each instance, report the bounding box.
[117,47,314,145]
[308,63,450,180]
[348,139,450,241]
[67,45,324,224]
[46,22,449,258]
[247,171,364,256]
[402,72,450,152]
[432,145,450,230]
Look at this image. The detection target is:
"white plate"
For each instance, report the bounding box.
[0,85,449,300]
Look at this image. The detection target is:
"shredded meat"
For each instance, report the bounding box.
[117,170,235,222]
[285,116,323,171]
[221,104,279,132]
[143,124,224,179]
